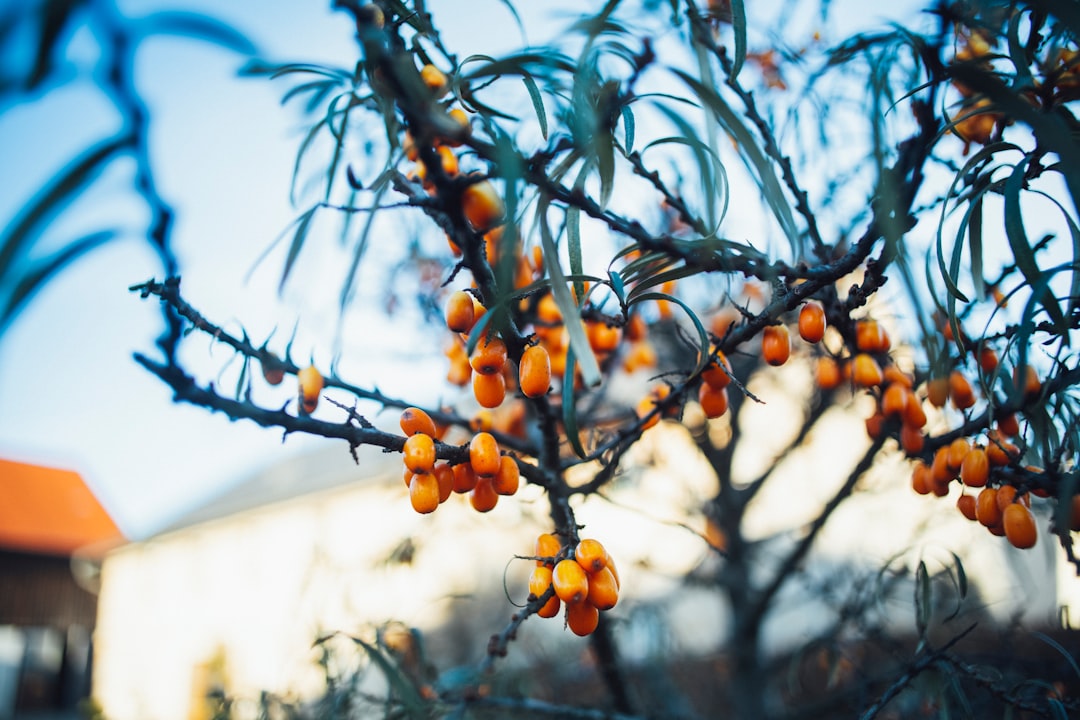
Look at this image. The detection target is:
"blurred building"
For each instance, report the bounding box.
[0,458,124,719]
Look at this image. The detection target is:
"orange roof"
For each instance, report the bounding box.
[0,458,124,556]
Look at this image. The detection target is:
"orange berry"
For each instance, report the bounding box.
[462,179,505,232]
[881,383,909,417]
[445,291,476,333]
[903,393,928,429]
[931,446,954,485]
[852,353,883,388]
[950,370,976,409]
[518,344,552,398]
[997,412,1020,438]
[636,395,661,430]
[1015,365,1042,399]
[865,411,885,440]
[926,376,950,408]
[586,321,622,354]
[1070,495,1080,532]
[702,350,733,390]
[433,464,454,503]
[855,320,889,353]
[565,600,599,636]
[899,424,925,455]
[957,494,978,521]
[976,487,1002,527]
[622,340,658,373]
[471,337,508,375]
[883,366,914,388]
[959,447,989,487]
[698,383,730,419]
[536,293,562,325]
[552,559,589,604]
[492,455,520,496]
[297,365,324,414]
[452,462,477,493]
[419,63,448,95]
[574,539,608,574]
[586,567,620,610]
[409,472,440,514]
[472,371,506,408]
[400,407,437,437]
[947,438,971,471]
[469,476,498,512]
[625,313,647,342]
[528,565,561,618]
[995,484,1020,512]
[911,462,933,495]
[816,356,843,390]
[535,533,561,567]
[978,345,999,374]
[762,325,791,366]
[403,433,436,474]
[986,436,1019,467]
[1003,503,1037,549]
[469,432,501,477]
[798,302,826,343]
[436,145,458,177]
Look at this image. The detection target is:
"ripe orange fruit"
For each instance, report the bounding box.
[433,464,454,503]
[586,567,620,611]
[535,533,561,567]
[461,179,505,232]
[1070,495,1080,532]
[636,394,661,430]
[622,340,658,373]
[261,355,285,386]
[702,350,733,390]
[997,412,1020,438]
[947,438,971,471]
[409,472,440,514]
[798,302,826,343]
[445,290,476,333]
[986,435,1019,466]
[852,353,883,388]
[574,539,608,574]
[881,383,909,417]
[586,321,622,354]
[469,476,498,512]
[1003,503,1037,549]
[297,365,324,414]
[472,371,506,408]
[698,383,729,419]
[864,411,885,440]
[883,366,914,388]
[1015,365,1042,399]
[518,344,552,398]
[978,346,999,374]
[400,407,437,437]
[911,462,932,495]
[469,432,501,477]
[565,599,599,636]
[528,565,561,618]
[471,337,508,375]
[816,356,842,390]
[419,63,448,95]
[995,484,1022,511]
[976,487,1002,527]
[761,325,791,366]
[957,494,978,521]
[950,370,976,409]
[403,433,436,473]
[903,393,928,428]
[931,446,954,485]
[899,424,925,455]
[959,447,989,487]
[552,559,589,604]
[492,455,520,496]
[926,376,949,408]
[855,319,890,353]
[451,462,477,493]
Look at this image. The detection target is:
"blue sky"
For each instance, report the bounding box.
[0,0,933,539]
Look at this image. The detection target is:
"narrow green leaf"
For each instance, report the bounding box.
[538,203,601,386]
[279,207,318,294]
[1032,189,1080,325]
[1033,631,1080,679]
[290,118,329,207]
[671,71,800,254]
[0,137,125,285]
[138,11,256,55]
[620,105,635,155]
[915,560,931,637]
[629,291,709,374]
[350,637,426,717]
[521,71,548,140]
[567,164,589,305]
[1004,157,1066,329]
[0,230,114,333]
[728,0,747,82]
[969,197,985,301]
[596,130,616,210]
[338,184,390,312]
[562,345,588,459]
[608,269,626,305]
[1049,698,1070,720]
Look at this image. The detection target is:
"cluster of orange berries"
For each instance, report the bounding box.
[399,407,519,514]
[527,534,620,637]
